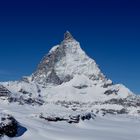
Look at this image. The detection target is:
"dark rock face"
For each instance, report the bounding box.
[45,69,62,85]
[68,115,80,124]
[64,31,74,40]
[104,89,118,95]
[19,89,32,96]
[31,42,66,86]
[80,113,92,120]
[0,85,11,97]
[62,75,73,83]
[0,114,18,137]
[73,85,88,89]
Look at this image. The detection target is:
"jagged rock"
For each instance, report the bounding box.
[68,115,80,124]
[8,96,44,106]
[103,80,113,88]
[21,76,30,83]
[104,89,118,95]
[80,113,92,121]
[19,89,32,96]
[0,113,18,137]
[0,85,11,97]
[64,31,74,40]
[31,42,66,85]
[73,85,88,89]
[45,69,62,85]
[39,112,95,124]
[39,114,67,122]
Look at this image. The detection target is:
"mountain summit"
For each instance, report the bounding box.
[31,31,106,86]
[64,31,74,40]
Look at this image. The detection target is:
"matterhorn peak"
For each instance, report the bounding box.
[64,31,74,41]
[30,32,106,86]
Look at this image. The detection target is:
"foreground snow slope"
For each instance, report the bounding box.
[0,103,140,140]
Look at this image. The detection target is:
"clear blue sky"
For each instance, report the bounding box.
[0,0,140,94]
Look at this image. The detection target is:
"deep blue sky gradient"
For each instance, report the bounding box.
[0,0,140,94]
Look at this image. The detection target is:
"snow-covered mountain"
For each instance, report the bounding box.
[0,31,140,139]
[1,31,134,102]
[31,31,106,86]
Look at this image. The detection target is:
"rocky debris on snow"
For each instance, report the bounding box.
[104,95,140,107]
[68,113,96,123]
[8,96,44,106]
[39,112,96,124]
[19,89,32,96]
[99,108,128,116]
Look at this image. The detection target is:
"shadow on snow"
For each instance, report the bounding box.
[16,124,27,137]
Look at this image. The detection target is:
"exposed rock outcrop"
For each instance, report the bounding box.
[0,113,18,137]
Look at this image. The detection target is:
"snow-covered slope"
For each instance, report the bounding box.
[0,103,140,140]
